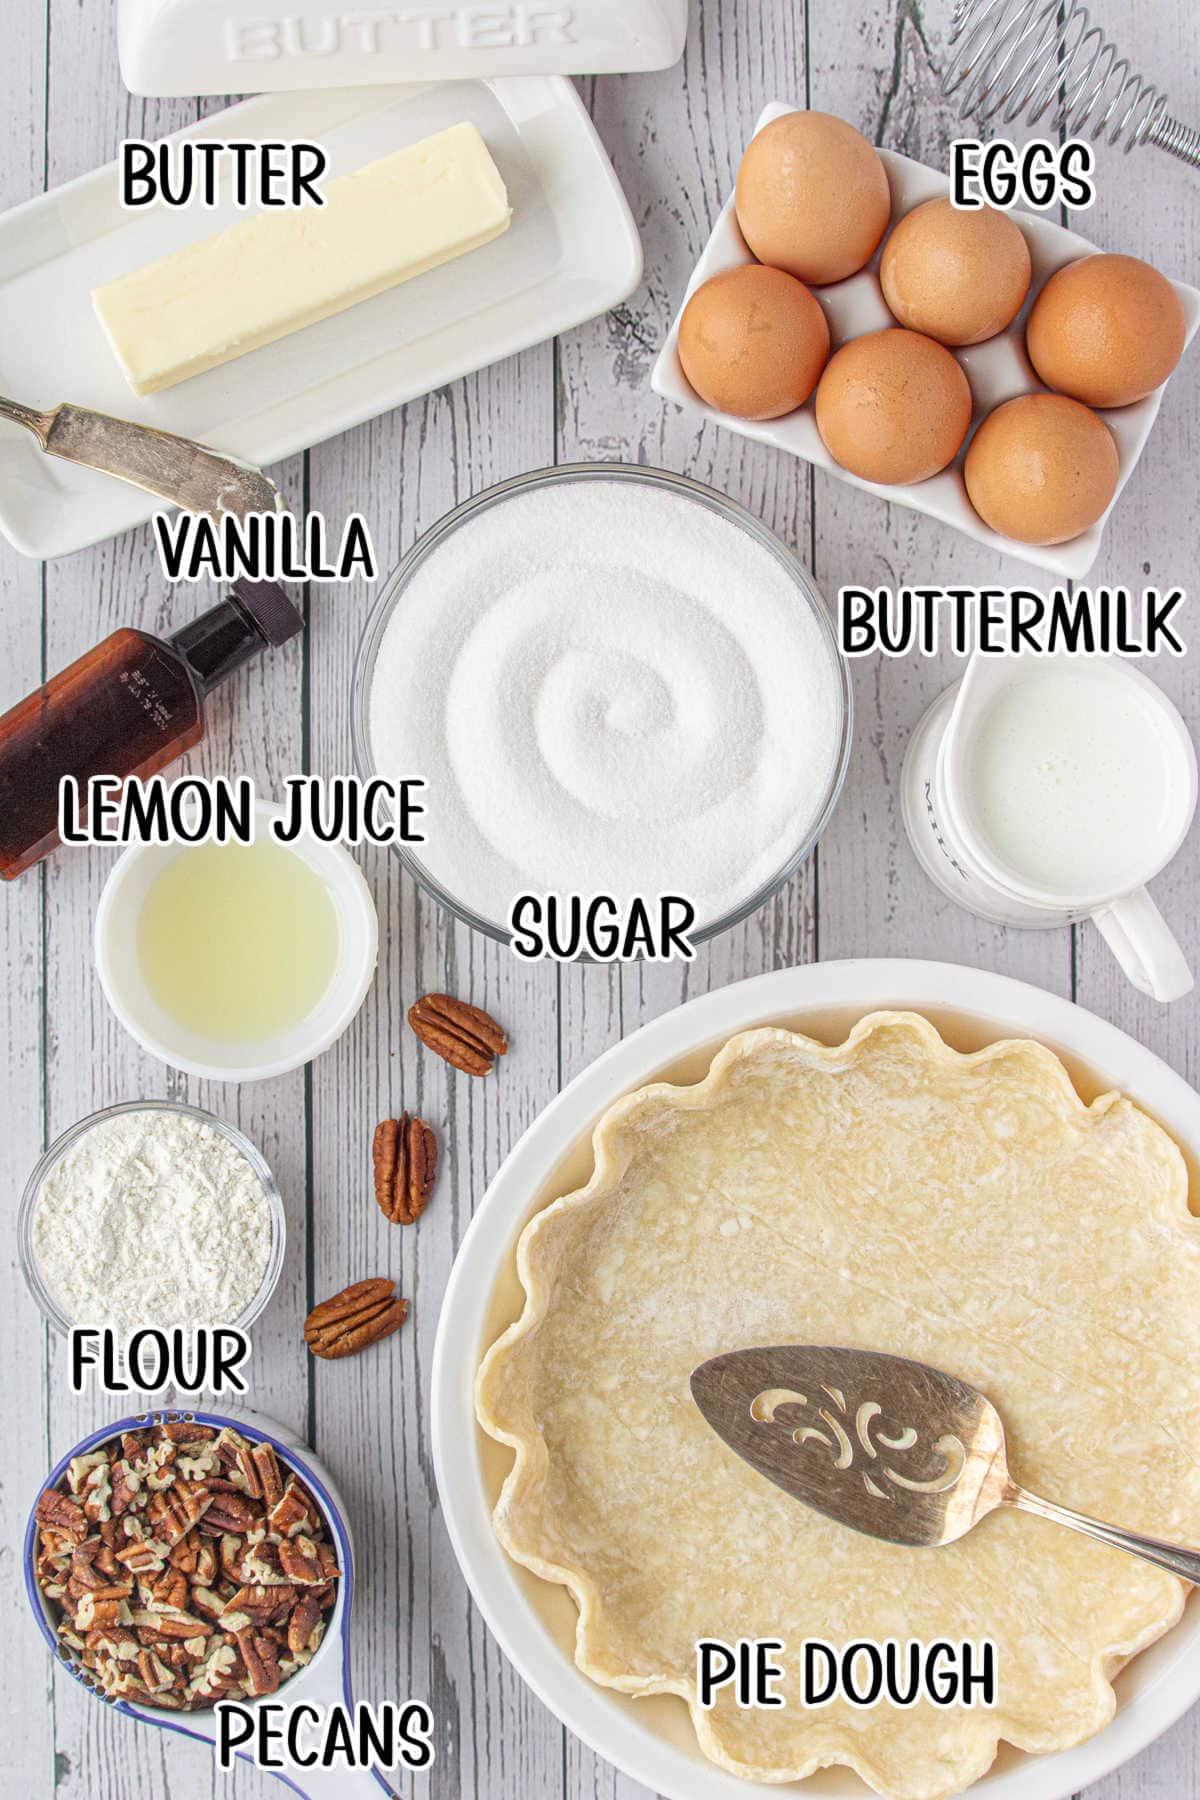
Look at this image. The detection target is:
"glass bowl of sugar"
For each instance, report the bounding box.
[18,1099,285,1338]
[352,463,852,950]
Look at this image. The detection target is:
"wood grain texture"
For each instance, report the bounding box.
[1,0,1198,1796]
[0,5,49,1790]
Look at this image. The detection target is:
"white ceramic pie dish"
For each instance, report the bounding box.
[431,958,1200,1800]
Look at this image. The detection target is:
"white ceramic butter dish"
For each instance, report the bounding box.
[118,0,689,95]
[652,102,1200,580]
[0,80,641,559]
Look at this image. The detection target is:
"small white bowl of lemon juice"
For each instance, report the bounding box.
[94,801,378,1082]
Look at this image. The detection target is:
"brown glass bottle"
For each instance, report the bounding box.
[0,578,302,879]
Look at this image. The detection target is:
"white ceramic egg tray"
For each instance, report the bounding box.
[652,102,1200,579]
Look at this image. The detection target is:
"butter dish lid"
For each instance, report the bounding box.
[117,0,689,96]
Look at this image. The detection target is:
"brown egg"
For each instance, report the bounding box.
[1026,253,1186,407]
[677,265,830,420]
[814,328,973,485]
[965,394,1119,544]
[735,111,892,286]
[880,198,1031,346]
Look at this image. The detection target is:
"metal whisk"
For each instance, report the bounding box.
[943,0,1200,167]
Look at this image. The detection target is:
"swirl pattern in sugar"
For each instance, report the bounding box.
[369,479,842,929]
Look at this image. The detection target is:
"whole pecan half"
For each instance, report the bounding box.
[303,1278,408,1361]
[408,992,508,1076]
[373,1114,437,1224]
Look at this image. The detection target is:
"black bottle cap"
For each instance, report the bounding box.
[229,578,304,648]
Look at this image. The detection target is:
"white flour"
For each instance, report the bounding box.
[33,1109,273,1331]
[369,479,842,929]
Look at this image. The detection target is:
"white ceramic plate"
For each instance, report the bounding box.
[651,103,1200,580]
[432,958,1200,1800]
[0,79,642,559]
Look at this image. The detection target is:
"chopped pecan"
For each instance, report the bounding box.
[277,1537,324,1587]
[269,1479,316,1539]
[250,1443,284,1511]
[36,1548,69,1591]
[236,1627,281,1698]
[136,1649,176,1695]
[222,1584,296,1622]
[373,1114,438,1225]
[75,1593,125,1631]
[220,1534,249,1583]
[115,1538,166,1575]
[287,1592,324,1658]
[190,1586,226,1622]
[304,1278,408,1361]
[149,1569,189,1613]
[133,1609,210,1641]
[202,1492,259,1534]
[162,1422,217,1445]
[188,1641,240,1703]
[85,1624,139,1661]
[241,1541,288,1585]
[31,1418,340,1714]
[408,992,508,1076]
[167,1531,199,1574]
[147,1482,213,1545]
[227,1439,261,1498]
[36,1490,88,1543]
[70,1569,132,1605]
[70,1541,106,1590]
[108,1460,140,1516]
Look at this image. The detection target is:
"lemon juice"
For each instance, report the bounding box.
[137,838,340,1043]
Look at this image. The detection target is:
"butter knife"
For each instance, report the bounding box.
[0,395,279,521]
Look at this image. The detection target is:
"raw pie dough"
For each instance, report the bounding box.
[476,1013,1200,1799]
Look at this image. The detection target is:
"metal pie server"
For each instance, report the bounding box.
[0,394,279,521]
[691,1344,1200,1584]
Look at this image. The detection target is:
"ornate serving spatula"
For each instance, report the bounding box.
[691,1345,1200,1583]
[0,394,279,519]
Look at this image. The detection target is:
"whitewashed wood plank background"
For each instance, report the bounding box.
[1,1,1198,1797]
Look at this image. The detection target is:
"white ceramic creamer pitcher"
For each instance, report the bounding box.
[901,653,1197,1002]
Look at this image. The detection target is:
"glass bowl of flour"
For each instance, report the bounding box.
[352,464,852,947]
[19,1100,285,1337]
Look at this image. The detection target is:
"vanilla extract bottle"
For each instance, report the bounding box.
[0,578,302,879]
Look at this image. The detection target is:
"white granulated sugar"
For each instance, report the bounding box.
[370,480,841,928]
[33,1110,272,1331]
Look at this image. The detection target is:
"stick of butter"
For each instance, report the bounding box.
[92,122,512,397]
